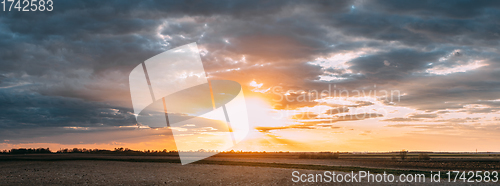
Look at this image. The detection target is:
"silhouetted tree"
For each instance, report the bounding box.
[399,150,407,160]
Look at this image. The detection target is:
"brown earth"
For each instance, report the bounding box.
[0,160,493,185]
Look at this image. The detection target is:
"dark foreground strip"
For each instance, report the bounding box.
[0,156,448,177]
[195,160,442,177]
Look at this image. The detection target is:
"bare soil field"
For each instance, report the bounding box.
[208,155,500,171]
[0,153,499,185]
[0,160,493,185]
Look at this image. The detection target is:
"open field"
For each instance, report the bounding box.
[0,160,488,186]
[3,152,498,171]
[210,153,500,171]
[0,153,499,185]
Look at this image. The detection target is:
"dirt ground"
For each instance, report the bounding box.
[208,156,500,171]
[0,160,494,185]
[5,153,499,171]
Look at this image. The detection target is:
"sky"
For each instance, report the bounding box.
[1,0,500,152]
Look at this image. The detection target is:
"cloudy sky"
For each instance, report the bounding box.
[1,0,500,152]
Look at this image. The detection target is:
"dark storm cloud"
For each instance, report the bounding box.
[347,49,444,80]
[1,0,350,136]
[0,126,173,145]
[323,2,500,47]
[0,87,136,129]
[388,64,500,111]
[365,0,500,18]
[1,0,500,137]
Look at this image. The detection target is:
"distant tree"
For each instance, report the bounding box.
[6,147,182,156]
[399,150,407,160]
[114,147,124,152]
[8,148,52,154]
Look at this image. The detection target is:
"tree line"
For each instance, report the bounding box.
[0,147,179,155]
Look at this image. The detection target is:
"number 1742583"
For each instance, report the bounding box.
[2,0,53,12]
